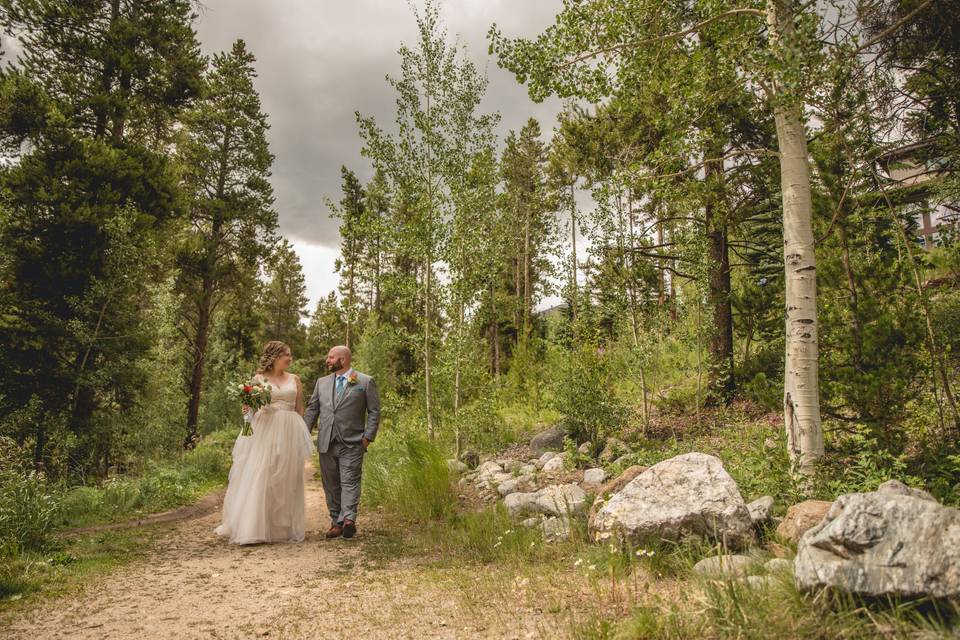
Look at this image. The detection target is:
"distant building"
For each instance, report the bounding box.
[883,143,958,249]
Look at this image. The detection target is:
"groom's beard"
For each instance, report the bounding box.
[327,359,343,372]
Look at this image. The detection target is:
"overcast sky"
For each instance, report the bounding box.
[194,0,565,311]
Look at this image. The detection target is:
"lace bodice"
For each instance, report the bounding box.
[256,374,299,412]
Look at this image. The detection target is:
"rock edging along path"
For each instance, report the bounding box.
[3,461,582,640]
[63,488,226,537]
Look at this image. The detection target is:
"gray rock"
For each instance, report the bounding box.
[534,451,558,470]
[693,554,755,579]
[542,454,566,474]
[536,484,588,517]
[583,468,608,485]
[504,492,540,518]
[518,464,537,476]
[476,461,504,484]
[447,459,469,474]
[520,517,540,528]
[541,516,572,541]
[497,478,521,497]
[530,425,566,457]
[795,485,960,599]
[578,441,593,455]
[747,496,775,525]
[613,455,633,467]
[764,558,791,574]
[589,452,755,549]
[877,479,936,502]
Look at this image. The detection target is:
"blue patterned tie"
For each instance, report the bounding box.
[336,375,345,397]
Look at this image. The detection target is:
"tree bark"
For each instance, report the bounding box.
[704,147,735,402]
[768,0,823,474]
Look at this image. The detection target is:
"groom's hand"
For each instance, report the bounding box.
[361,437,370,452]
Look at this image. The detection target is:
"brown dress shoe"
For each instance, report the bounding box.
[325,525,343,539]
[342,519,356,539]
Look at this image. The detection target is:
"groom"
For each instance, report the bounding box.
[302,345,381,539]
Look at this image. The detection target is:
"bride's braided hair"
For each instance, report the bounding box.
[256,341,290,374]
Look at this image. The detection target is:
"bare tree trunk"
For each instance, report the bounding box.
[523,211,532,346]
[570,183,579,329]
[705,148,735,402]
[767,0,823,474]
[185,284,213,450]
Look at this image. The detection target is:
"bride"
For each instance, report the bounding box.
[215,341,315,544]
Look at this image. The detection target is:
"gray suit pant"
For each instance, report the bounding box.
[318,439,365,526]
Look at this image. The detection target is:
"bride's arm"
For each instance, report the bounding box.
[294,375,304,416]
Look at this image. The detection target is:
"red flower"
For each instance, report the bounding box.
[243,385,252,392]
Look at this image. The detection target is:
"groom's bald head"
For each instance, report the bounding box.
[326,345,352,373]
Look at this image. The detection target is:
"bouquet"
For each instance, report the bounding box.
[228,378,272,436]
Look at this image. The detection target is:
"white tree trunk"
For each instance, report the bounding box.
[768,0,823,474]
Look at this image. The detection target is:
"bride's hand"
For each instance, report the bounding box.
[242,405,250,415]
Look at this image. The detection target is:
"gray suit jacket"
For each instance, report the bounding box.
[302,371,381,454]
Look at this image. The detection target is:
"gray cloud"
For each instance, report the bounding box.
[195,0,564,249]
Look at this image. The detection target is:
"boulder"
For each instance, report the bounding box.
[459,450,480,469]
[747,496,775,526]
[578,441,593,455]
[447,459,469,474]
[589,453,754,549]
[877,479,936,502]
[520,517,540,528]
[530,425,566,457]
[497,478,521,497]
[542,454,566,474]
[504,492,540,518]
[776,500,832,543]
[477,461,504,482]
[541,516,572,542]
[536,484,587,517]
[517,464,537,476]
[583,468,608,486]
[534,451,558,470]
[693,554,755,579]
[587,465,648,523]
[794,484,960,599]
[764,558,791,574]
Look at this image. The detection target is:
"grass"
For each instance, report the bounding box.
[0,526,162,615]
[0,428,235,608]
[366,404,960,639]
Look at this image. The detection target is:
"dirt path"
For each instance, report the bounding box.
[2,464,588,639]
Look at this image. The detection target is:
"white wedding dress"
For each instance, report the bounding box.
[215,375,315,544]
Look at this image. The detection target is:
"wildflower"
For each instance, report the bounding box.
[574,558,583,567]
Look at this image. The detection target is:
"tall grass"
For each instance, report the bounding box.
[363,432,457,521]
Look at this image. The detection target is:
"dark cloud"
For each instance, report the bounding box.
[195,0,564,249]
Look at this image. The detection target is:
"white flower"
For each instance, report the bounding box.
[588,564,597,571]
[574,558,583,567]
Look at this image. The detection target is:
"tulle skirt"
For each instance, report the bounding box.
[215,406,315,544]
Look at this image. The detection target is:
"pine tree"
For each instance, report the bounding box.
[175,40,278,449]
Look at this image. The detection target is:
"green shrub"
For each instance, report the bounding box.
[551,346,628,445]
[0,437,60,554]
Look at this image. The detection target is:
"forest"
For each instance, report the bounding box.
[0,0,958,637]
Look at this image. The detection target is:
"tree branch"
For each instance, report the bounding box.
[855,0,934,53]
[560,9,766,69]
